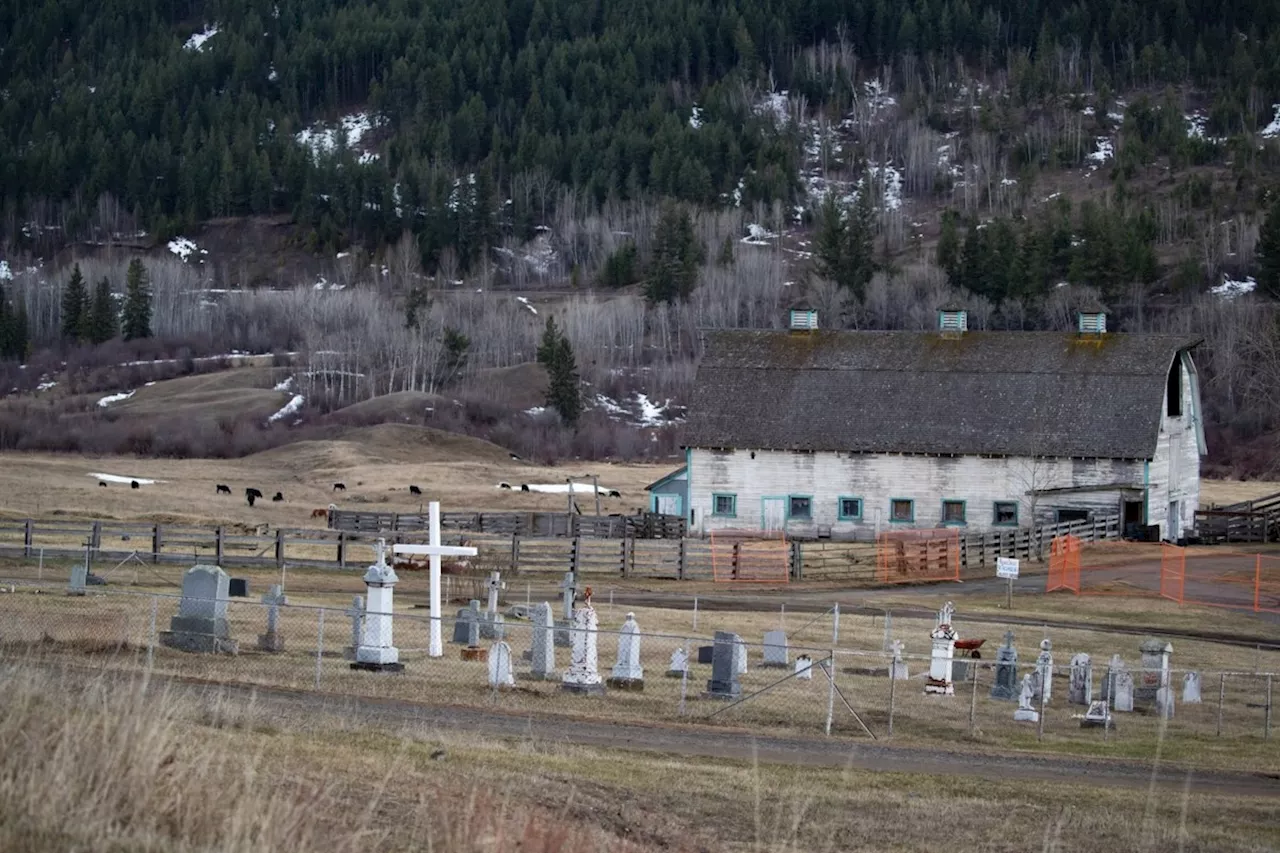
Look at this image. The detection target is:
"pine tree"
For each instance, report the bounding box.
[0,287,29,361]
[121,259,152,341]
[536,316,581,425]
[814,189,877,300]
[1257,198,1280,299]
[86,277,118,344]
[61,263,88,341]
[936,210,961,283]
[645,204,704,304]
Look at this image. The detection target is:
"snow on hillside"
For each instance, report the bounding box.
[89,473,160,485]
[0,260,10,280]
[167,236,208,262]
[97,390,135,407]
[1262,105,1280,139]
[183,25,219,52]
[267,394,305,423]
[689,105,703,129]
[295,113,384,163]
[1211,275,1256,300]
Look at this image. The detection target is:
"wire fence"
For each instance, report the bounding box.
[1,585,1275,750]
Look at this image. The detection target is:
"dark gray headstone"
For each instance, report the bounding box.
[990,631,1019,700]
[452,600,481,646]
[160,565,237,654]
[761,630,789,668]
[228,578,248,598]
[704,632,742,699]
[697,645,714,664]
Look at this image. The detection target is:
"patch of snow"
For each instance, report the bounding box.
[0,260,10,280]
[312,277,345,291]
[515,482,615,495]
[1086,138,1113,169]
[143,381,156,387]
[515,296,538,315]
[267,394,305,423]
[97,390,135,408]
[88,85,96,94]
[1000,177,1018,187]
[37,380,56,392]
[689,105,703,129]
[1081,105,1095,116]
[183,24,219,52]
[753,91,791,128]
[594,394,627,417]
[731,177,745,207]
[295,112,384,162]
[862,79,897,112]
[1261,104,1280,138]
[524,406,546,416]
[167,237,208,262]
[635,393,677,427]
[741,223,777,245]
[267,65,278,82]
[1211,275,1256,299]
[89,473,160,485]
[274,376,295,392]
[869,163,903,210]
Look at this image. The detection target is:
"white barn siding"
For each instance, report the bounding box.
[1147,352,1203,540]
[688,449,1144,538]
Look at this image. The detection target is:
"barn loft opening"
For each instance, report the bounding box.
[1166,358,1182,417]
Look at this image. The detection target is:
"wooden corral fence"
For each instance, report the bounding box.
[0,514,1119,583]
[1196,491,1280,543]
[327,509,686,539]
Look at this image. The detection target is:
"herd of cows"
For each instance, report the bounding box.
[217,481,424,507]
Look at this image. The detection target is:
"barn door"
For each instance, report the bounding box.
[762,498,786,533]
[656,495,680,516]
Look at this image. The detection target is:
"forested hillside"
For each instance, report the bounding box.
[2,0,1280,473]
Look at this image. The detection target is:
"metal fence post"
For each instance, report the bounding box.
[314,608,326,690]
[678,639,690,716]
[1217,673,1226,737]
[887,669,896,737]
[969,661,979,735]
[832,602,840,646]
[1037,667,1047,741]
[1267,675,1273,741]
[146,595,157,671]
[824,651,836,736]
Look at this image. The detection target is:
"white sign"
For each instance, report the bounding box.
[996,557,1020,579]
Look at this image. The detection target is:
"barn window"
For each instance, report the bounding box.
[788,495,812,520]
[890,498,914,523]
[942,500,967,524]
[838,497,863,520]
[1167,359,1182,417]
[993,502,1019,526]
[712,493,737,517]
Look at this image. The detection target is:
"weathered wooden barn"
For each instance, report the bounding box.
[678,306,1205,541]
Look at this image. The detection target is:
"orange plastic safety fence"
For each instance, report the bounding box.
[710,530,790,583]
[875,529,960,584]
[1160,543,1185,604]
[1256,554,1280,614]
[1045,535,1081,593]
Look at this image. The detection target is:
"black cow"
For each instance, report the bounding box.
[332,482,347,492]
[246,493,257,507]
[98,481,107,488]
[216,484,231,495]
[409,485,422,495]
[607,490,622,498]
[520,484,530,492]
[272,492,284,502]
[130,480,140,489]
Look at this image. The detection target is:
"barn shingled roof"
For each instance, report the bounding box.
[684,330,1202,459]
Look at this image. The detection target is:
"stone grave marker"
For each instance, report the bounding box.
[561,595,605,695]
[1013,675,1039,723]
[666,647,688,678]
[1081,700,1114,730]
[453,600,481,646]
[697,645,714,664]
[1068,652,1092,706]
[1102,654,1126,703]
[1183,671,1202,704]
[488,641,515,689]
[529,601,557,680]
[1113,670,1135,712]
[1034,638,1054,703]
[229,578,248,598]
[555,571,577,648]
[990,631,1019,700]
[481,571,506,640]
[795,655,813,680]
[704,631,744,699]
[607,612,645,690]
[351,540,404,672]
[924,601,956,695]
[256,584,287,652]
[67,562,88,596]
[733,636,748,675]
[160,565,237,654]
[1137,638,1172,707]
[762,630,789,668]
[890,639,909,681]
[343,595,365,660]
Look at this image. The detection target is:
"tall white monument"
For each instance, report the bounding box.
[352,539,403,672]
[924,600,957,695]
[392,501,479,657]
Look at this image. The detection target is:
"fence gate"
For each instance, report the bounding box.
[1046,535,1081,593]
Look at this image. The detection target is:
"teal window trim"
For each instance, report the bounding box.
[837,496,863,521]
[685,447,693,524]
[711,492,737,518]
[787,494,813,521]
[941,498,967,526]
[889,497,914,523]
[992,501,1019,526]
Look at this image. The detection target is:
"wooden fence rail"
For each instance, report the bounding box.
[327,509,685,539]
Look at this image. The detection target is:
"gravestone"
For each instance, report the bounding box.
[990,631,1019,700]
[561,599,605,695]
[159,565,237,654]
[504,604,532,620]
[704,631,744,699]
[795,655,814,680]
[762,630,789,668]
[1155,686,1175,719]
[555,571,577,648]
[453,600,481,646]
[1102,654,1126,703]
[1113,670,1135,712]
[488,641,515,688]
[697,645,714,664]
[1137,638,1172,708]
[890,639,909,681]
[229,578,248,598]
[529,601,557,680]
[1013,675,1039,722]
[256,584,287,652]
[1183,671,1202,704]
[480,571,506,640]
[67,562,88,596]
[607,612,645,690]
[924,601,956,695]
[343,595,365,660]
[733,637,748,675]
[666,647,688,678]
[1081,700,1114,730]
[1034,638,1054,703]
[351,540,403,672]
[1068,653,1092,706]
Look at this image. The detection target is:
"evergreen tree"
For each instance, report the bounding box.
[599,243,639,288]
[121,258,152,341]
[61,263,88,341]
[1257,198,1280,299]
[86,277,118,344]
[645,204,704,304]
[404,286,429,329]
[536,316,581,425]
[936,210,962,283]
[0,287,29,361]
[814,188,877,300]
[442,327,470,378]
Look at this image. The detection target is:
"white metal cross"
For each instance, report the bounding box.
[393,502,478,657]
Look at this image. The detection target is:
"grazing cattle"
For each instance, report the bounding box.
[332,482,346,492]
[520,484,530,492]
[98,481,107,488]
[246,488,264,499]
[130,480,140,489]
[498,482,512,490]
[272,492,284,502]
[409,485,422,495]
[216,484,231,495]
[310,508,328,519]
[607,489,622,498]
[246,493,256,507]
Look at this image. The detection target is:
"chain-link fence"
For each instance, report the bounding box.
[2,584,1276,752]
